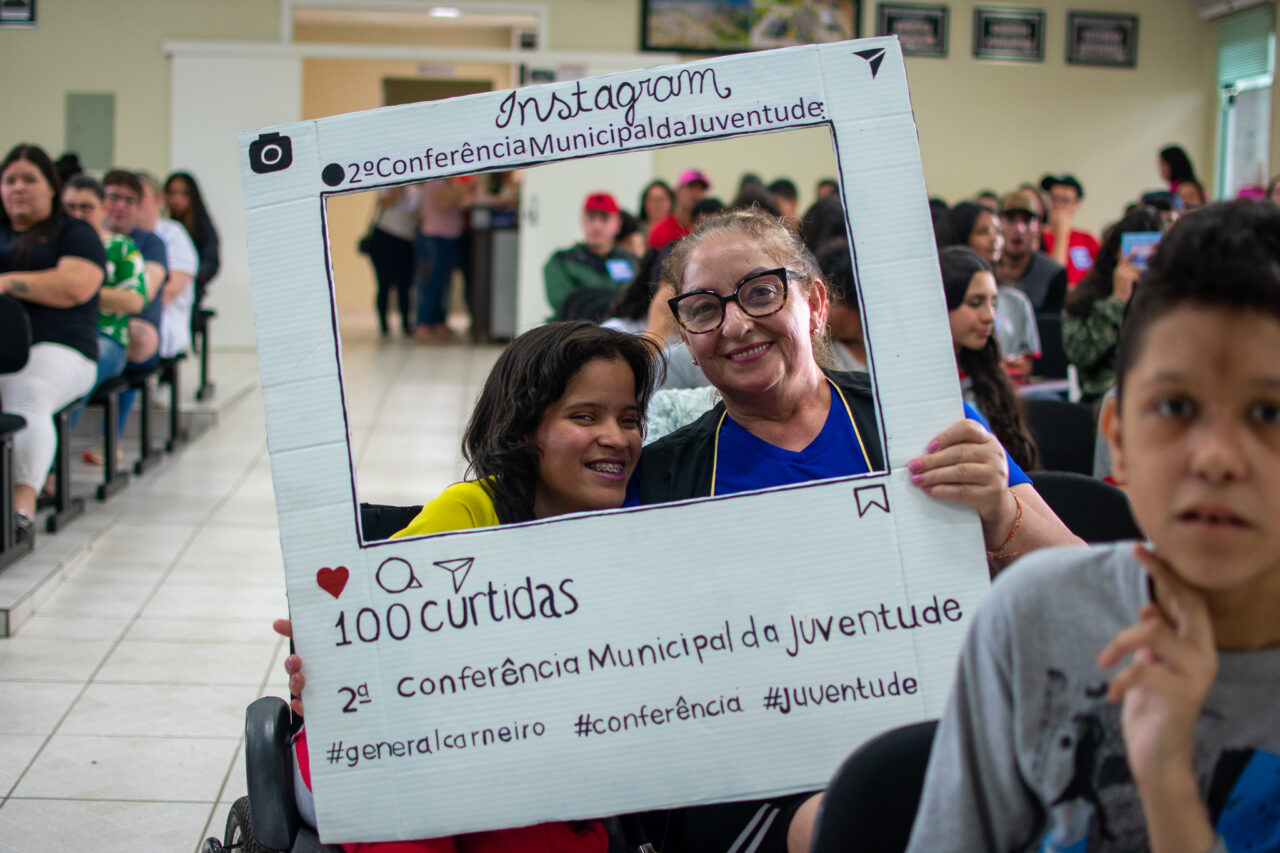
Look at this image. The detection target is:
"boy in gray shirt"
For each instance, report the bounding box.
[907,200,1280,853]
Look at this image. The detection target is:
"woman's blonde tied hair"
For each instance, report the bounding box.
[662,209,842,370]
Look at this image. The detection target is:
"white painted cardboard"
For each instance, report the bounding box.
[240,37,988,844]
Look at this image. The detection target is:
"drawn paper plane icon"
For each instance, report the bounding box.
[854,47,886,79]
[854,484,890,517]
[434,557,475,593]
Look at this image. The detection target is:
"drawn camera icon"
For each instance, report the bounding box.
[248,132,293,174]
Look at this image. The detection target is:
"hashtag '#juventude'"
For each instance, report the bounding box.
[762,687,781,710]
[327,740,343,764]
[574,714,592,737]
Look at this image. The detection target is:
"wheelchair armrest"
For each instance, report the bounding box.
[245,696,300,852]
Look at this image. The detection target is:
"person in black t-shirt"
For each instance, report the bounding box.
[0,144,104,536]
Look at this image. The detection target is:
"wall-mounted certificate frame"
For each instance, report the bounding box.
[877,3,948,58]
[972,7,1044,62]
[0,0,36,28]
[1066,11,1138,68]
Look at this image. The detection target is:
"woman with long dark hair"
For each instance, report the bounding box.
[1158,145,1198,191]
[0,143,105,535]
[163,171,220,333]
[1062,207,1165,402]
[939,246,1038,471]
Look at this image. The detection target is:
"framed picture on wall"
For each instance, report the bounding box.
[641,0,860,54]
[0,0,36,28]
[877,3,948,58]
[1066,12,1138,68]
[972,7,1044,62]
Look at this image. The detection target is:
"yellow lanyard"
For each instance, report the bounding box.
[709,378,871,496]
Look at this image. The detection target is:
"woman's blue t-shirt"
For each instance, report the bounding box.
[627,390,1029,502]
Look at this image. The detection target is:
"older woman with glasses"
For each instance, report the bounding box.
[633,208,1081,852]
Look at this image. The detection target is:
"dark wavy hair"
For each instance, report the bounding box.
[462,321,663,523]
[163,171,215,244]
[940,246,1038,470]
[1063,207,1164,320]
[1,143,65,259]
[1117,200,1280,402]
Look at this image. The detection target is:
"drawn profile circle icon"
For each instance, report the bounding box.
[321,163,345,187]
[375,557,422,594]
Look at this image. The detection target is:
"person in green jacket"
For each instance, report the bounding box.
[543,191,637,319]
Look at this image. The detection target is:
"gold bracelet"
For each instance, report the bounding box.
[986,488,1023,561]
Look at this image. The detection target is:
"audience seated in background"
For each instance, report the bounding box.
[636,178,674,242]
[544,191,637,320]
[1039,173,1100,287]
[0,144,105,535]
[817,242,865,372]
[61,175,147,428]
[767,177,799,225]
[1062,207,1164,403]
[163,171,220,339]
[950,201,1040,378]
[646,168,709,250]
[995,188,1068,313]
[939,246,1038,471]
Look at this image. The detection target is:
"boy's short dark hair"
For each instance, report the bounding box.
[102,169,143,197]
[1116,200,1280,401]
[767,178,797,200]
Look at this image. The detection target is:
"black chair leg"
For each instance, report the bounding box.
[0,424,34,571]
[163,359,189,452]
[196,310,215,402]
[96,388,129,501]
[133,372,162,475]
[46,404,85,533]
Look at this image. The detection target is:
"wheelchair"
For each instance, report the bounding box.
[202,503,420,853]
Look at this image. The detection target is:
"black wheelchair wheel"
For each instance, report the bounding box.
[225,796,270,852]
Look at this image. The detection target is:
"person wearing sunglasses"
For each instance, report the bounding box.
[629,208,1082,853]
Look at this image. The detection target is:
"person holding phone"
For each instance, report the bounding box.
[1062,208,1164,403]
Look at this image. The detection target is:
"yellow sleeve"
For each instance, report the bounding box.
[390,481,500,538]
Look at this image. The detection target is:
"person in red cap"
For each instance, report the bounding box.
[646,168,710,250]
[543,191,638,318]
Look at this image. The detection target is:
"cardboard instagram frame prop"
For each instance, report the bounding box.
[241,37,990,844]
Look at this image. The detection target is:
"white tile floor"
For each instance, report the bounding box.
[0,313,502,852]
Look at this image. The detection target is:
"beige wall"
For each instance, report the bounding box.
[897,0,1217,234]
[550,0,1218,234]
[0,0,279,173]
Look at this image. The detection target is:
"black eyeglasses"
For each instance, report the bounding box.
[668,268,795,334]
[103,192,138,206]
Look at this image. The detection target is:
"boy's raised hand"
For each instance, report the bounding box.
[1097,545,1218,852]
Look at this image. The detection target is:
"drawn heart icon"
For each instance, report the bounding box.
[317,566,349,599]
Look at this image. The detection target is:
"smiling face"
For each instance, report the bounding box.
[1,158,55,228]
[531,357,643,519]
[677,231,826,407]
[967,210,1004,264]
[948,270,998,352]
[1105,305,1280,599]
